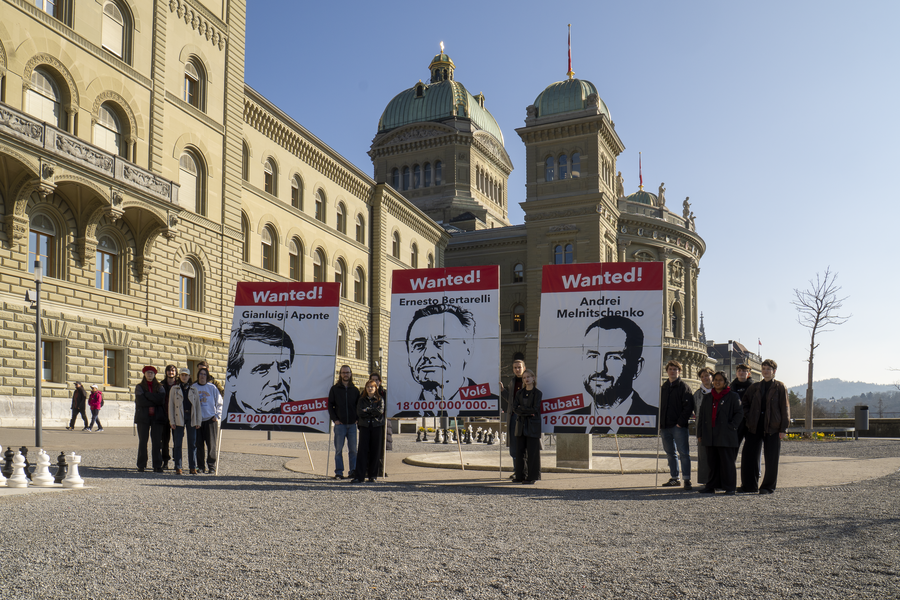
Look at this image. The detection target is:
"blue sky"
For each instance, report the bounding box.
[245,0,900,388]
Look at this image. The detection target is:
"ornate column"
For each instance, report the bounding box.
[683,258,694,341]
[617,240,630,262]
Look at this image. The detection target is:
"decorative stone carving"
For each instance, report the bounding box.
[168,0,227,51]
[91,91,139,140]
[41,163,55,179]
[682,197,691,219]
[5,214,28,242]
[163,213,179,240]
[76,237,98,265]
[105,190,125,222]
[689,212,696,231]
[616,171,625,198]
[526,105,537,118]
[658,183,666,207]
[134,257,154,280]
[386,127,445,145]
[586,93,600,108]
[548,224,577,233]
[23,54,80,105]
[123,165,172,199]
[0,105,44,141]
[55,135,114,174]
[669,261,684,286]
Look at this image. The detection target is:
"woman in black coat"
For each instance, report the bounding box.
[512,369,542,484]
[696,371,744,495]
[354,379,385,483]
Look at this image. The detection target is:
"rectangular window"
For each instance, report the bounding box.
[104,348,121,387]
[180,275,195,310]
[41,340,56,381]
[96,250,115,291]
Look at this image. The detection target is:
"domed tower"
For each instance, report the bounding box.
[369,49,513,230]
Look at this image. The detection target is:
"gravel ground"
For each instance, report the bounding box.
[1,438,898,599]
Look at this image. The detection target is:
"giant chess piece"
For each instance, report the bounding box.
[501,432,507,445]
[7,452,29,488]
[0,460,6,487]
[19,446,31,481]
[32,449,55,487]
[62,452,84,488]
[2,446,14,479]
[422,429,429,442]
[415,430,422,442]
[464,429,472,444]
[53,451,68,484]
[476,428,483,443]
[484,428,493,444]
[487,432,495,445]
[434,429,442,444]
[442,429,450,444]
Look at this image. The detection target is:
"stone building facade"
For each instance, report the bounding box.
[0,0,446,421]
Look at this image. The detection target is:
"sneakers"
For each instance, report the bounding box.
[683,480,693,491]
[82,427,90,431]
[97,428,104,432]
[66,426,73,430]
[661,478,680,487]
[333,474,344,480]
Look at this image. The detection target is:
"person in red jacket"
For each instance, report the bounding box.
[87,384,104,432]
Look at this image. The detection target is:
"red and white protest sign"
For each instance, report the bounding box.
[387,266,500,418]
[537,262,664,434]
[221,282,340,433]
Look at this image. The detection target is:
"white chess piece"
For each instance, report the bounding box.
[8,452,29,488]
[32,449,56,487]
[62,452,84,488]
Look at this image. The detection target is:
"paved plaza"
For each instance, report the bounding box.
[1,427,898,599]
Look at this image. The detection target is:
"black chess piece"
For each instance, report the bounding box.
[19,446,31,480]
[2,446,14,479]
[476,430,483,443]
[422,429,429,442]
[415,430,422,442]
[442,429,450,444]
[54,451,68,484]
[465,430,472,444]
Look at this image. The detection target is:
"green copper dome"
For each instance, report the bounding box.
[377,54,505,145]
[624,190,657,206]
[533,78,610,119]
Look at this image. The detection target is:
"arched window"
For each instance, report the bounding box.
[513,263,524,283]
[434,161,442,185]
[413,164,421,189]
[184,58,205,111]
[313,248,325,282]
[335,258,346,298]
[29,214,56,277]
[179,150,205,215]
[289,238,302,281]
[240,213,250,262]
[95,235,118,292]
[26,68,63,129]
[512,304,525,332]
[336,202,346,234]
[634,250,655,262]
[424,163,432,187]
[355,329,365,360]
[102,1,130,62]
[337,324,346,356]
[402,166,410,191]
[315,190,325,222]
[427,253,434,269]
[392,232,400,259]
[354,267,365,303]
[241,142,249,181]
[264,158,277,195]
[261,225,276,272]
[355,214,365,244]
[410,243,419,268]
[391,168,400,189]
[558,154,568,180]
[94,103,124,157]
[554,243,574,265]
[180,260,199,310]
[572,153,581,178]
[544,157,555,182]
[291,176,302,209]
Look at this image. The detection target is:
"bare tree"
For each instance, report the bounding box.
[792,267,850,435]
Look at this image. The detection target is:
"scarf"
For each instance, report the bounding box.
[710,386,730,426]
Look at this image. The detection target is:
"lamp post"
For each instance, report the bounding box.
[34,259,43,449]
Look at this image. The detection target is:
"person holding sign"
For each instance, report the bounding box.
[512,369,542,484]
[696,371,743,495]
[353,380,385,483]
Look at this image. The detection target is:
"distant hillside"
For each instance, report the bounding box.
[789,378,898,400]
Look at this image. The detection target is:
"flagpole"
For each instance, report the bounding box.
[567,24,574,80]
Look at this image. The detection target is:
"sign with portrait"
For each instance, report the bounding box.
[386,266,500,418]
[221,282,340,433]
[537,262,664,434]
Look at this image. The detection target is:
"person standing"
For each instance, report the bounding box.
[739,359,789,494]
[168,368,201,475]
[134,366,167,473]
[158,365,179,470]
[354,380,385,483]
[659,360,695,490]
[697,371,743,495]
[692,367,713,487]
[87,384,104,432]
[68,381,89,431]
[731,363,756,479]
[194,367,223,474]
[512,369,542,485]
[369,373,391,478]
[500,355,526,479]
[327,365,359,480]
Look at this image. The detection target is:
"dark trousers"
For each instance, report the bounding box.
[741,430,782,491]
[69,407,88,429]
[508,414,526,477]
[357,425,383,480]
[160,425,172,463]
[197,418,218,472]
[705,445,738,492]
[136,422,166,470]
[695,443,709,485]
[88,409,102,430]
[513,435,541,481]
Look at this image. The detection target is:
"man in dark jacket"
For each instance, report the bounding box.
[68,381,89,430]
[730,363,755,475]
[499,354,526,479]
[327,365,360,480]
[134,366,168,473]
[659,360,695,490]
[739,359,790,494]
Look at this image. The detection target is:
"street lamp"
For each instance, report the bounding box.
[33,259,43,449]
